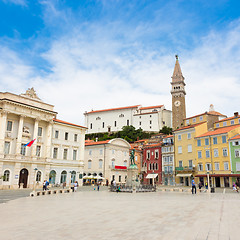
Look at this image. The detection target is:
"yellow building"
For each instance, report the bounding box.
[195,125,240,188]
[174,122,208,186]
[214,112,240,128]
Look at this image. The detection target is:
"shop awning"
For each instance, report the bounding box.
[195,174,240,177]
[176,173,192,177]
[146,173,158,179]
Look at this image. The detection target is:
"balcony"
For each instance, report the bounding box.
[175,166,195,171]
[163,171,174,175]
[109,165,127,170]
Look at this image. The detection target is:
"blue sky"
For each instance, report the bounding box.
[1,0,240,124]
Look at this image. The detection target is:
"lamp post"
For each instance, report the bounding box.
[33,168,38,192]
[207,171,210,194]
[69,171,72,189]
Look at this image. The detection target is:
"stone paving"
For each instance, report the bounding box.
[0,190,239,240]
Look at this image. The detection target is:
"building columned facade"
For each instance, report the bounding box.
[0,88,87,189]
[84,105,171,134]
[84,138,131,185]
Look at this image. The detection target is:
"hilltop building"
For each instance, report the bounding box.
[84,105,171,134]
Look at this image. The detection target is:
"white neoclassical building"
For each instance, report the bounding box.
[84,138,131,184]
[84,105,172,134]
[0,88,87,189]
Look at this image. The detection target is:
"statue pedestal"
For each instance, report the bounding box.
[127,165,139,193]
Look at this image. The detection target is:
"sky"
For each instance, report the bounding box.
[1,0,240,125]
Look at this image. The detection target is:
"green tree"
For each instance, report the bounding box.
[159,126,173,135]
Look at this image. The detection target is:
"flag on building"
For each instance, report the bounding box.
[24,139,36,147]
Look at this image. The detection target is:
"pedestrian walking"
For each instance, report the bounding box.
[43,180,47,191]
[46,180,49,190]
[192,178,196,194]
[113,180,116,187]
[198,181,202,192]
[97,183,100,191]
[74,181,78,192]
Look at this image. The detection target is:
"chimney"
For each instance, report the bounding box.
[137,137,139,141]
[234,112,239,118]
[96,137,98,142]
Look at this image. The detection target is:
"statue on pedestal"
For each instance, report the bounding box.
[130,149,136,166]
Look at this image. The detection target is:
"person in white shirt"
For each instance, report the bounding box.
[74,181,78,192]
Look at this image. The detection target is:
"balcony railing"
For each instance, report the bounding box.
[175,166,195,171]
[163,171,174,175]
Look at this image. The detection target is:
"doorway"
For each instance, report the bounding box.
[224,177,229,187]
[164,177,168,185]
[19,168,29,188]
[215,177,221,187]
[185,177,189,186]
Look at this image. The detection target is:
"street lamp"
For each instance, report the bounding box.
[33,168,38,192]
[69,171,73,189]
[207,171,210,194]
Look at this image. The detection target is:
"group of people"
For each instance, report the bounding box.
[192,178,208,194]
[42,180,49,191]
[233,180,240,192]
[43,180,79,192]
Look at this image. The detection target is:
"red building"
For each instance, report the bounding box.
[142,143,162,185]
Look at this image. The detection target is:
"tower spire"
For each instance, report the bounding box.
[172,55,184,83]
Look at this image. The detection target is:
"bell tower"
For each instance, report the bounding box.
[171,55,186,130]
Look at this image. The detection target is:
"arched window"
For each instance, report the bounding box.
[149,163,151,170]
[152,164,155,170]
[156,163,158,170]
[99,159,103,169]
[88,160,92,169]
[3,170,10,182]
[36,171,41,182]
[49,170,56,184]
[71,171,76,183]
[60,170,67,183]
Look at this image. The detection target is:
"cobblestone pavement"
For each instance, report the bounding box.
[0,186,108,204]
[0,190,239,240]
[0,189,32,204]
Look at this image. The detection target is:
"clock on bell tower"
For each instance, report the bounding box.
[171,55,186,130]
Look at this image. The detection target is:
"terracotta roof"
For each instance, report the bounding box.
[143,143,162,148]
[53,119,87,129]
[184,111,226,120]
[174,122,205,132]
[85,105,140,114]
[85,140,110,146]
[134,139,148,143]
[196,124,240,138]
[163,135,173,138]
[216,115,240,123]
[208,111,226,117]
[229,134,240,141]
[139,105,163,110]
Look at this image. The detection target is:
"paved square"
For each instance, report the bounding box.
[0,190,239,240]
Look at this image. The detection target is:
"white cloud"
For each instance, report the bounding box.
[1,11,240,126]
[2,0,27,7]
